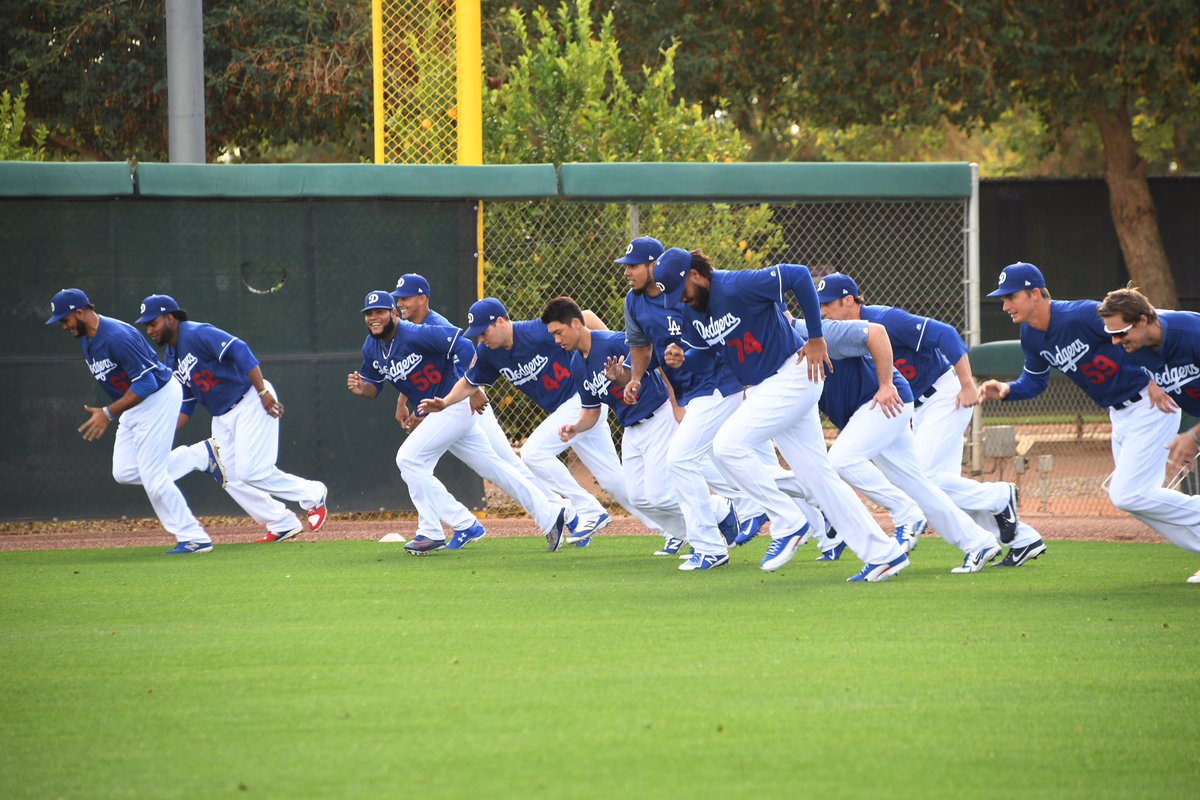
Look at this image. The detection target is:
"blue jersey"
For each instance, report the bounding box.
[466,320,579,412]
[791,319,913,429]
[860,305,967,400]
[1007,300,1148,408]
[164,321,260,417]
[359,319,473,409]
[680,265,823,387]
[1126,310,1200,416]
[624,289,742,404]
[82,315,173,402]
[576,330,669,427]
[419,307,464,377]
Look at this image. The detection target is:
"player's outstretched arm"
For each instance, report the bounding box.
[978,379,1011,401]
[1167,426,1200,476]
[864,323,902,418]
[79,386,147,442]
[418,376,476,415]
[559,406,602,442]
[604,355,632,386]
[346,370,379,399]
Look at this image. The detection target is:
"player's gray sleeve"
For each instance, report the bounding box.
[793,317,868,359]
[623,303,651,347]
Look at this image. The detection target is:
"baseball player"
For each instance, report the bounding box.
[136,294,328,542]
[653,257,909,580]
[622,245,805,563]
[1096,284,1200,582]
[817,273,1047,567]
[418,296,663,546]
[539,296,713,566]
[979,262,1200,570]
[786,314,1004,573]
[347,291,574,554]
[391,274,571,537]
[46,288,212,554]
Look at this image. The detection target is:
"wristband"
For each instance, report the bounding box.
[258,388,270,397]
[1191,428,1200,447]
[102,406,114,421]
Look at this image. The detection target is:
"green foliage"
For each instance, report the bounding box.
[0,82,47,161]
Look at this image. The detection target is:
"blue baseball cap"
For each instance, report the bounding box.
[614,236,665,265]
[652,248,692,304]
[392,273,431,299]
[361,290,396,312]
[463,297,508,338]
[816,273,860,304]
[988,262,1046,297]
[136,294,182,324]
[45,288,92,324]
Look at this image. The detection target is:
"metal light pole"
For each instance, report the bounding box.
[166,0,206,162]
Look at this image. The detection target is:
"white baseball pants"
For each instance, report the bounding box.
[913,367,1043,548]
[1109,396,1200,553]
[620,402,688,540]
[713,358,903,566]
[828,401,995,554]
[168,441,301,535]
[111,378,208,543]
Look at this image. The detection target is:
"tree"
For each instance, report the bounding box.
[1,82,48,161]
[0,0,372,162]
[591,0,1200,307]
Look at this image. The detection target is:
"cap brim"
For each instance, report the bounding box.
[614,256,645,265]
[45,312,68,325]
[815,291,842,304]
[463,323,489,338]
[986,287,1020,298]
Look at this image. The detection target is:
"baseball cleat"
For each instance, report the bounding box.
[566,512,610,545]
[256,522,303,543]
[546,508,568,552]
[895,519,926,553]
[847,553,909,582]
[951,544,1004,574]
[654,536,686,556]
[816,541,847,561]
[733,513,769,547]
[1188,569,1200,584]
[995,483,1020,545]
[446,521,487,550]
[166,539,213,555]
[404,535,446,555]
[717,504,740,547]
[760,526,811,572]
[306,493,328,532]
[202,439,227,488]
[679,552,730,571]
[996,539,1046,568]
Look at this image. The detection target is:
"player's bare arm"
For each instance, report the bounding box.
[978,379,1011,401]
[418,376,476,415]
[247,365,284,418]
[625,344,652,403]
[346,370,378,399]
[864,323,903,418]
[581,309,609,331]
[662,342,685,369]
[951,353,980,409]
[175,412,190,432]
[799,335,832,382]
[1167,426,1200,476]
[559,406,602,442]
[80,388,147,442]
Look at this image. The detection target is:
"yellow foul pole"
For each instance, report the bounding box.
[371,0,385,164]
[456,0,484,296]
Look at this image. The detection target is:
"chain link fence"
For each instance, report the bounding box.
[376,0,458,164]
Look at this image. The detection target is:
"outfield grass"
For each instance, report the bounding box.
[1,536,1197,799]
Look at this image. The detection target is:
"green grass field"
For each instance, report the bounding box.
[2,536,1197,799]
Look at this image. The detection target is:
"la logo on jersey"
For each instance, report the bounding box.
[1039,339,1090,373]
[666,316,682,336]
[174,352,199,386]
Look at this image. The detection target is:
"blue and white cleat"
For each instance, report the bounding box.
[760,526,811,572]
[166,539,213,555]
[446,521,487,550]
[679,552,730,571]
[567,512,610,546]
[995,483,1020,545]
[733,513,769,547]
[951,544,1003,573]
[202,439,227,488]
[404,535,447,555]
[816,541,847,561]
[717,505,740,546]
[847,553,909,582]
[654,536,686,556]
[894,519,927,553]
[546,509,569,552]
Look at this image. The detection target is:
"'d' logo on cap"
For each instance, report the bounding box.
[140,303,147,314]
[369,293,380,304]
[625,243,634,255]
[998,273,1007,285]
[817,279,826,291]
[397,278,404,287]
[467,312,475,325]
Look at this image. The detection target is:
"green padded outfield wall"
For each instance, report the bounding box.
[0,162,560,521]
